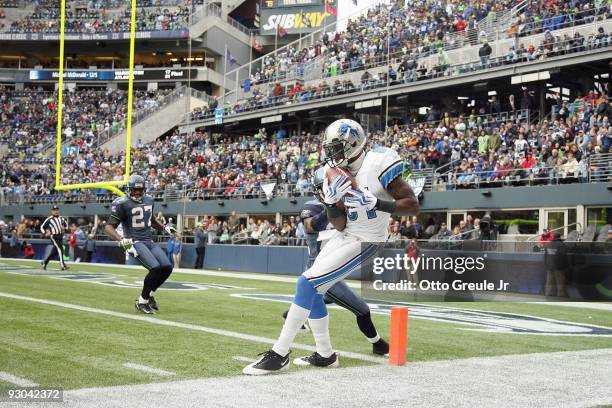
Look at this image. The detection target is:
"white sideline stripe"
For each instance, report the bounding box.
[526,301,612,312]
[0,371,38,387]
[4,259,363,288]
[123,363,175,377]
[5,260,612,308]
[0,291,386,365]
[232,356,255,363]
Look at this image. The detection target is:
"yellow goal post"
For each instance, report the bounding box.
[53,0,138,198]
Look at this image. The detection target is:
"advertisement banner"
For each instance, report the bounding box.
[28,68,197,82]
[260,5,336,35]
[0,30,188,41]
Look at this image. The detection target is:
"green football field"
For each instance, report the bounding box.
[0,258,611,394]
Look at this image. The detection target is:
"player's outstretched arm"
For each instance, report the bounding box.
[104,222,123,242]
[386,177,420,217]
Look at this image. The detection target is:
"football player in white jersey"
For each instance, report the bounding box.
[243,119,419,375]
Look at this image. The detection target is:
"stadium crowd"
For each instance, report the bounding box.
[245,0,608,84]
[0,87,174,162]
[196,27,609,119]
[4,0,196,33]
[196,0,609,119]
[0,126,324,201]
[1,88,610,203]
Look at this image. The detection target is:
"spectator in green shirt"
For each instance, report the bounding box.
[477,130,490,154]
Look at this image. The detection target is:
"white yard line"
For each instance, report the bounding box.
[0,371,38,387]
[232,356,255,363]
[122,363,175,377]
[0,291,385,365]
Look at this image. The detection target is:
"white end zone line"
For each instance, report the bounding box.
[232,356,255,363]
[122,363,176,377]
[0,371,38,387]
[0,291,386,365]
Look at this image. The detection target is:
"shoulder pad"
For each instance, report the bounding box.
[112,197,128,205]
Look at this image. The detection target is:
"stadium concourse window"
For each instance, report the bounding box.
[490,209,539,235]
[587,207,612,228]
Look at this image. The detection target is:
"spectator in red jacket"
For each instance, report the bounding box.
[539,228,554,249]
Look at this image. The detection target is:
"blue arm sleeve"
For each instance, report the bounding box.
[309,211,329,232]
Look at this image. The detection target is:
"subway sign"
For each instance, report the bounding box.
[260,5,336,35]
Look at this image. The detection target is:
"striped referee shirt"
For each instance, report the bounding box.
[40,215,68,237]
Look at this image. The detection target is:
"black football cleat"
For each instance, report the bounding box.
[293,352,339,368]
[41,261,47,270]
[242,350,290,375]
[372,338,390,356]
[148,296,159,311]
[282,310,309,333]
[61,266,70,271]
[134,301,155,314]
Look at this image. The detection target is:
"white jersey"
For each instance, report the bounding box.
[328,146,403,242]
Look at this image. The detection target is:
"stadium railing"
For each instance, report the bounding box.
[2,182,316,205]
[434,163,594,191]
[4,153,609,206]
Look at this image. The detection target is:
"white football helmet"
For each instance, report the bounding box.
[322,119,366,168]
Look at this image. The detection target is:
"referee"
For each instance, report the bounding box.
[40,205,69,270]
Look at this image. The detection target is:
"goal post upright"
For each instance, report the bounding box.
[54,0,138,198]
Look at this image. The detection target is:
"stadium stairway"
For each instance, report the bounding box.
[221,0,248,15]
[100,87,209,155]
[189,3,252,46]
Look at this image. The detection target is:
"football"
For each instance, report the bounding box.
[325,167,357,210]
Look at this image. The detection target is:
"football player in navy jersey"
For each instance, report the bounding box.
[105,175,178,314]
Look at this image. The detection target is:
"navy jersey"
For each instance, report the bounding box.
[109,195,155,242]
[300,200,328,233]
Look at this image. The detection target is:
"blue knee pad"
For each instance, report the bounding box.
[293,276,328,319]
[293,275,316,309]
[309,293,328,319]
